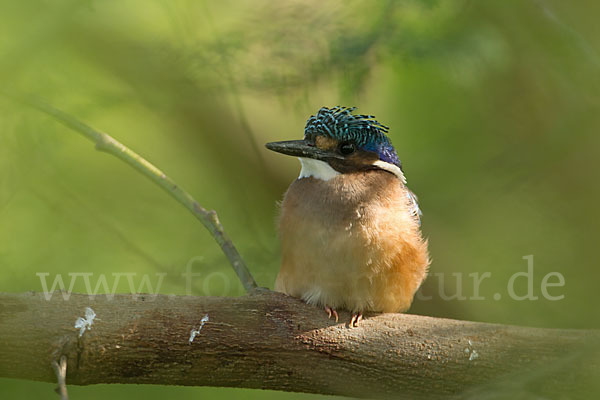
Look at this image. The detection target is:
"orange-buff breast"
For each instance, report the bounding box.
[275,169,429,313]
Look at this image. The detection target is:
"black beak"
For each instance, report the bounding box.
[265,139,342,161]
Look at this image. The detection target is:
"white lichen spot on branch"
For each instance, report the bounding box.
[74,307,96,337]
[464,339,480,361]
[469,349,479,361]
[189,314,210,344]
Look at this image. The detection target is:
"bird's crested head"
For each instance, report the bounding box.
[303,106,400,168]
[266,106,405,182]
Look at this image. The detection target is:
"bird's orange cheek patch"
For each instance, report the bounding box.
[315,136,339,151]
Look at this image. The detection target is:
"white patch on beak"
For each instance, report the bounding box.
[298,158,340,181]
[372,160,406,183]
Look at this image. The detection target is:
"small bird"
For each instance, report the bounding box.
[266,106,429,327]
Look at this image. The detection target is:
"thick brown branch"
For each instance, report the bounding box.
[0,291,598,399]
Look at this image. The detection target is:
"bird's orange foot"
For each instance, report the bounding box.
[325,306,339,322]
[349,312,363,328]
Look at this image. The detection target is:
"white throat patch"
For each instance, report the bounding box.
[372,160,407,183]
[298,158,340,181]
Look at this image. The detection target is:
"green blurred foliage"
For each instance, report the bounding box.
[1,0,599,398]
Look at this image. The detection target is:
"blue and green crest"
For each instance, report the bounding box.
[304,106,401,167]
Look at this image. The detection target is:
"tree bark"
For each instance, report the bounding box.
[0,290,598,399]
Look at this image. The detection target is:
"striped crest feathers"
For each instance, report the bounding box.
[304,106,401,168]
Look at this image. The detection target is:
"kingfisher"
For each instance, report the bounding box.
[266,106,429,327]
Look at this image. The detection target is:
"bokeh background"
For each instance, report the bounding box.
[1,0,599,398]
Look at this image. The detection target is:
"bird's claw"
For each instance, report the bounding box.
[324,307,362,327]
[350,312,363,328]
[325,306,339,322]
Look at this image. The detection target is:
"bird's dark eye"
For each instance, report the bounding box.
[339,142,356,155]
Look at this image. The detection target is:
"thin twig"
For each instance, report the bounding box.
[51,355,69,400]
[8,94,257,292]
